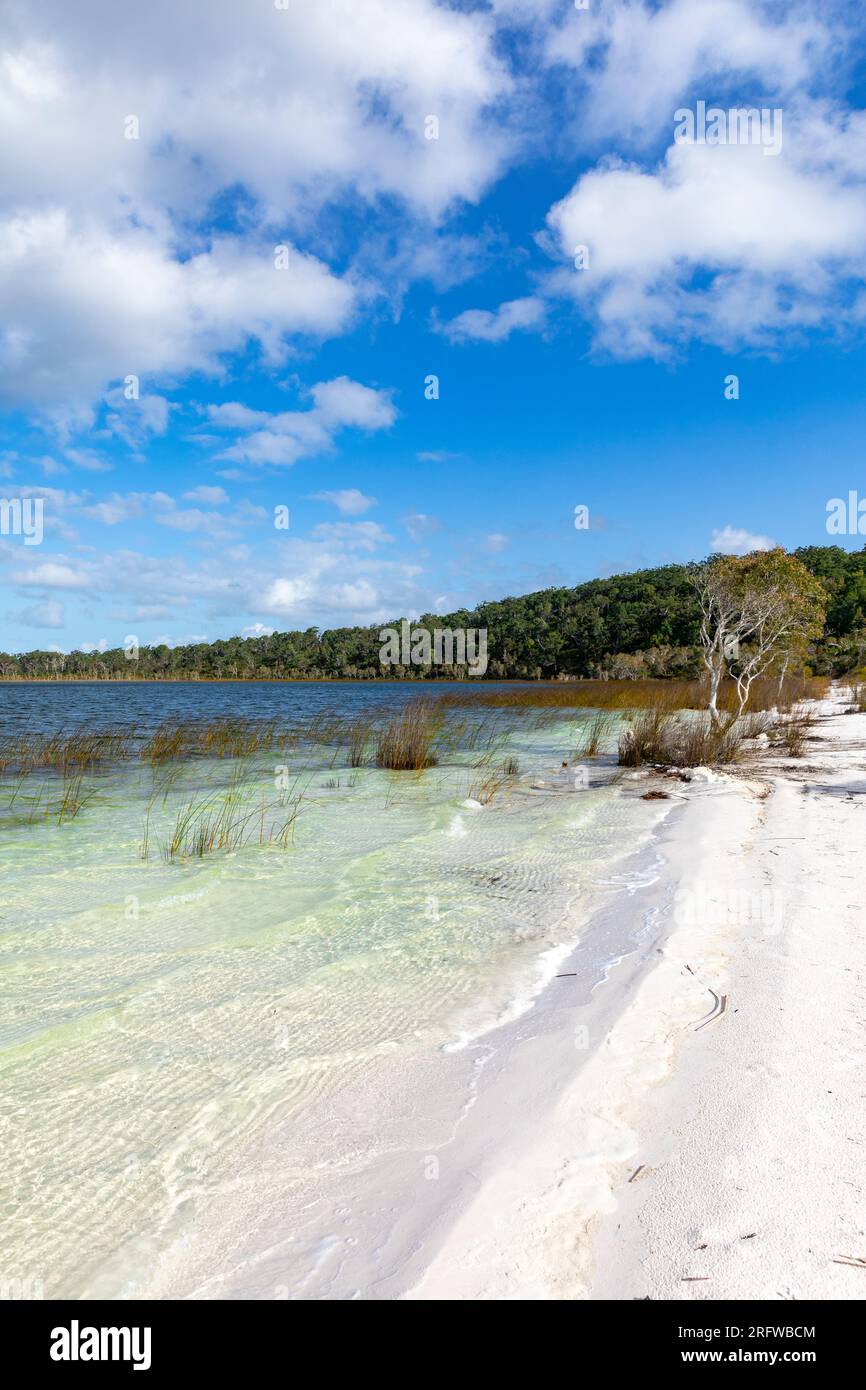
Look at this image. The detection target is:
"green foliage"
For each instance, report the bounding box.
[2,545,864,681]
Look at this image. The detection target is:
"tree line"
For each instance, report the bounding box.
[2,544,865,682]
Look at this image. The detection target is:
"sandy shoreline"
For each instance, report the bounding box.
[406,685,866,1300]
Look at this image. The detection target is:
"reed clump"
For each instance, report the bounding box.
[618,708,745,769]
[375,700,440,771]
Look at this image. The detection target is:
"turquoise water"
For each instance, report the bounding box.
[0,684,667,1297]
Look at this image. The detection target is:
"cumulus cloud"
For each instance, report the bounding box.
[310,489,377,515]
[544,0,828,149]
[711,525,777,555]
[542,110,866,356]
[0,215,357,411]
[437,296,546,344]
[0,0,512,222]
[0,0,515,418]
[214,377,397,468]
[11,560,93,591]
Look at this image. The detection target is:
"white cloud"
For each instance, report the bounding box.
[261,577,316,615]
[217,377,397,468]
[103,390,172,450]
[438,296,546,344]
[711,525,777,555]
[310,377,396,430]
[545,0,827,149]
[0,214,357,411]
[308,521,393,552]
[183,486,229,505]
[483,532,509,553]
[0,0,512,223]
[0,0,515,416]
[11,560,93,590]
[11,598,65,628]
[543,111,866,356]
[403,512,442,542]
[1,527,428,641]
[207,404,272,431]
[310,489,377,515]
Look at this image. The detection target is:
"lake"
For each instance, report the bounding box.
[0,681,671,1297]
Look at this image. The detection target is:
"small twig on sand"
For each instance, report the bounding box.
[695,988,728,1030]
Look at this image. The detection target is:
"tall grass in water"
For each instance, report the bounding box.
[467,755,521,805]
[375,700,440,770]
[161,778,305,861]
[56,773,98,824]
[577,710,616,756]
[444,674,829,715]
[0,727,134,777]
[142,717,286,765]
[346,716,373,767]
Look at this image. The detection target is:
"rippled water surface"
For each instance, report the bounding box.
[0,683,666,1297]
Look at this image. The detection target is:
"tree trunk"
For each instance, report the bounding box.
[707,656,724,730]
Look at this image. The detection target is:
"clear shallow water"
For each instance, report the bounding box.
[0,682,667,1298]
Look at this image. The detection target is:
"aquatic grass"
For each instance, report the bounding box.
[467,770,510,805]
[617,708,675,767]
[577,710,616,757]
[0,726,136,778]
[443,674,830,716]
[56,773,96,824]
[375,700,441,771]
[160,776,306,861]
[141,717,284,765]
[346,716,373,767]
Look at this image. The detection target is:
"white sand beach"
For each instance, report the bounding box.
[407,686,866,1300]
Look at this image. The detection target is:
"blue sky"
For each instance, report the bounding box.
[2,0,866,654]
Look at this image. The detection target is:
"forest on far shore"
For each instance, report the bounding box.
[3,545,866,682]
